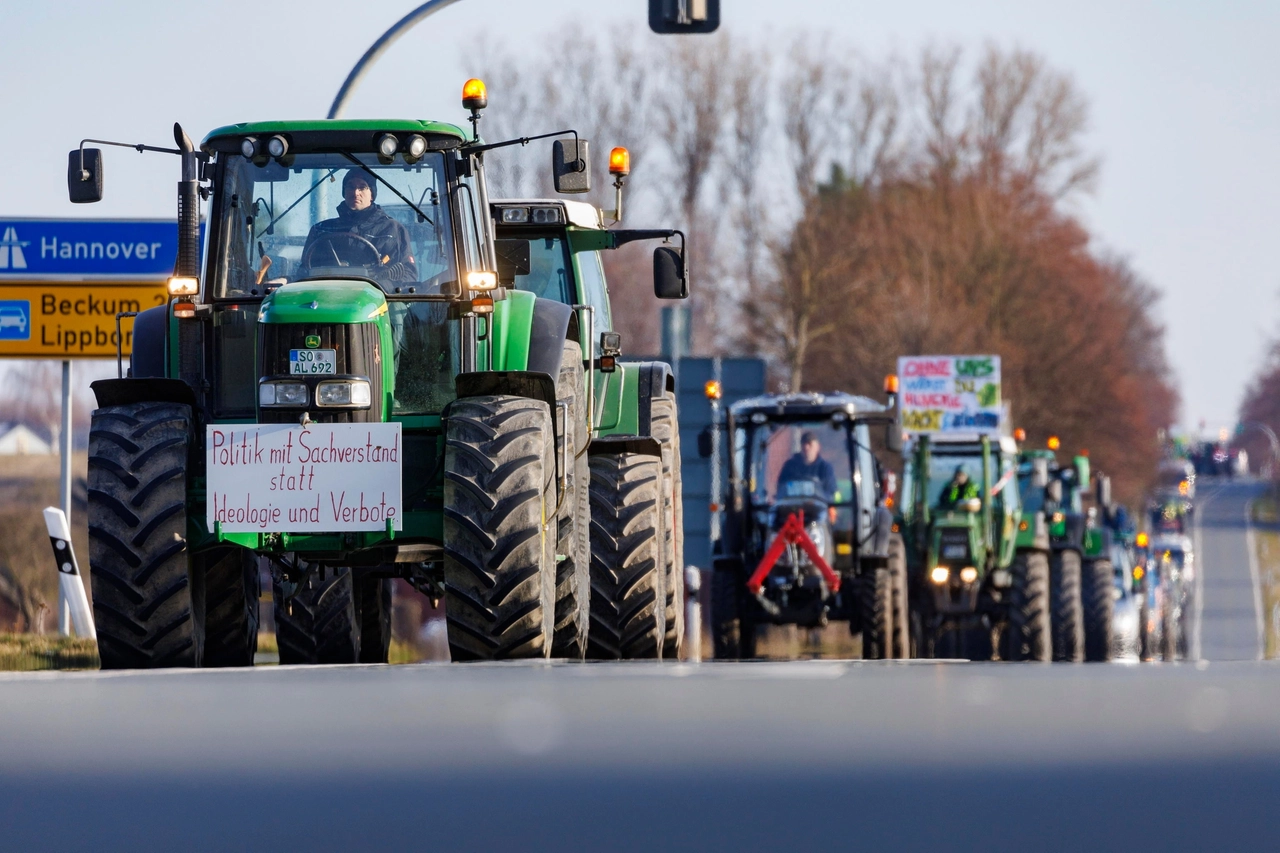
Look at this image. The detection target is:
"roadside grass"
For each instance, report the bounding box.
[1250,495,1280,659]
[0,633,98,671]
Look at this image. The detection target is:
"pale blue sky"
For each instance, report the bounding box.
[2,0,1276,433]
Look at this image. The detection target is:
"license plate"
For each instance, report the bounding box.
[289,348,336,375]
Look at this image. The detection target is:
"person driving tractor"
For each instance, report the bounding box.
[776,430,838,501]
[300,169,417,281]
[938,465,980,510]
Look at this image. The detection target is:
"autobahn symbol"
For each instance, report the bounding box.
[0,226,29,270]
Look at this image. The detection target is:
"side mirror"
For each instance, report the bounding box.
[67,148,104,203]
[1031,458,1049,488]
[552,138,590,194]
[1046,480,1063,504]
[886,424,903,454]
[653,246,688,299]
[697,425,714,459]
[1097,474,1112,509]
[495,239,531,285]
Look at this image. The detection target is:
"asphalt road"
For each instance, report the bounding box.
[1,476,1274,851]
[3,658,1280,851]
[1194,477,1266,660]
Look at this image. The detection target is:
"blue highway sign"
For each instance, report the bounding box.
[0,219,178,279]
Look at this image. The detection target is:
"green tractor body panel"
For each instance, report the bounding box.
[594,365,640,436]
[258,280,388,325]
[481,290,537,372]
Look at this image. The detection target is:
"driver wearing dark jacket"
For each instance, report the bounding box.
[301,169,417,281]
[776,431,838,501]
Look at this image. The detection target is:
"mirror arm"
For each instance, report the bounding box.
[608,229,678,249]
[467,129,583,164]
[76,138,186,178]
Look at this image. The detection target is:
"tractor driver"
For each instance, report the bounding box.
[300,170,418,282]
[776,431,838,502]
[938,465,980,510]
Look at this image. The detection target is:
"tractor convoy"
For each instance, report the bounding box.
[68,81,1185,668]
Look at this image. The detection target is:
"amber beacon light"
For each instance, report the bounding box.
[462,78,488,111]
[609,146,631,177]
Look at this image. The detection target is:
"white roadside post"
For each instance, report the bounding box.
[58,359,73,634]
[684,565,702,663]
[43,506,95,639]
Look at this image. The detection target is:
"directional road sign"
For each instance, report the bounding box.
[0,219,176,358]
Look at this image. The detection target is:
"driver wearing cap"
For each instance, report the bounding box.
[301,169,417,281]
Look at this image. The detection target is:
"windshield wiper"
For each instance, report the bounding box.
[339,153,434,225]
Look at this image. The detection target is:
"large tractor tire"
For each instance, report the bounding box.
[710,567,755,659]
[1003,551,1051,662]
[1050,549,1084,662]
[88,401,205,670]
[273,566,360,664]
[651,392,684,659]
[443,395,557,661]
[551,341,590,660]
[888,536,910,659]
[586,451,665,659]
[202,548,260,667]
[355,574,393,664]
[1082,558,1115,662]
[860,567,893,659]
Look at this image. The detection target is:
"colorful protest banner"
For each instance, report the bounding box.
[897,355,1002,435]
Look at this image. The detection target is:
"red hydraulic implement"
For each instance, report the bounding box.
[745,512,841,595]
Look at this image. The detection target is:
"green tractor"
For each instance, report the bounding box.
[70,80,689,668]
[1018,443,1114,662]
[489,186,689,660]
[900,433,1051,660]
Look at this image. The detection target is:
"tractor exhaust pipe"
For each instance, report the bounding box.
[174,123,200,279]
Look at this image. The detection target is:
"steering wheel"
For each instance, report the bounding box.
[301,232,382,270]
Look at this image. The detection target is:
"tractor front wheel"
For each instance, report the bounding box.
[273,565,360,664]
[860,567,893,659]
[889,536,910,659]
[710,566,755,659]
[1050,549,1084,662]
[202,547,260,667]
[1004,551,1050,662]
[551,341,590,660]
[443,395,557,661]
[586,451,665,659]
[88,401,205,670]
[1082,558,1115,662]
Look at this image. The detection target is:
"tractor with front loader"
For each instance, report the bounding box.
[703,390,906,660]
[490,180,689,660]
[70,79,690,668]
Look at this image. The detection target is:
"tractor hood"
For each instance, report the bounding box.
[258,280,387,325]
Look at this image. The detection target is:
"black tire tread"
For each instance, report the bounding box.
[1051,549,1084,662]
[273,566,360,664]
[1082,558,1115,662]
[551,341,590,659]
[1004,551,1051,662]
[860,567,893,660]
[88,402,203,669]
[202,548,260,667]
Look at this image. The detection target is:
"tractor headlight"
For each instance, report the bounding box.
[930,566,950,585]
[259,381,309,407]
[240,137,258,158]
[316,379,371,408]
[167,276,199,296]
[377,133,399,159]
[267,134,289,159]
[406,134,428,160]
[959,566,979,584]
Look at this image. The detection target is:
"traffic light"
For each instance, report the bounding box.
[649,0,720,33]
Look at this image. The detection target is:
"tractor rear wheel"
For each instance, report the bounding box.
[355,574,393,664]
[888,536,909,659]
[1050,549,1084,662]
[710,566,756,659]
[586,451,665,659]
[273,566,360,664]
[551,341,590,660]
[860,567,893,659]
[1003,551,1050,662]
[651,393,684,659]
[88,401,205,669]
[1082,558,1115,662]
[202,547,260,667]
[443,395,557,661]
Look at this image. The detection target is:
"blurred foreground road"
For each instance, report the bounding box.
[1195,477,1266,660]
[2,659,1279,851]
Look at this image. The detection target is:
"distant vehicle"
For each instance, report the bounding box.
[1107,541,1140,660]
[1150,534,1195,659]
[0,305,28,333]
[1133,533,1176,661]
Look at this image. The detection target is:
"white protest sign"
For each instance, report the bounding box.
[207,423,402,533]
[897,355,1002,435]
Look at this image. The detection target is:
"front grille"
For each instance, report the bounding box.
[258,322,382,423]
